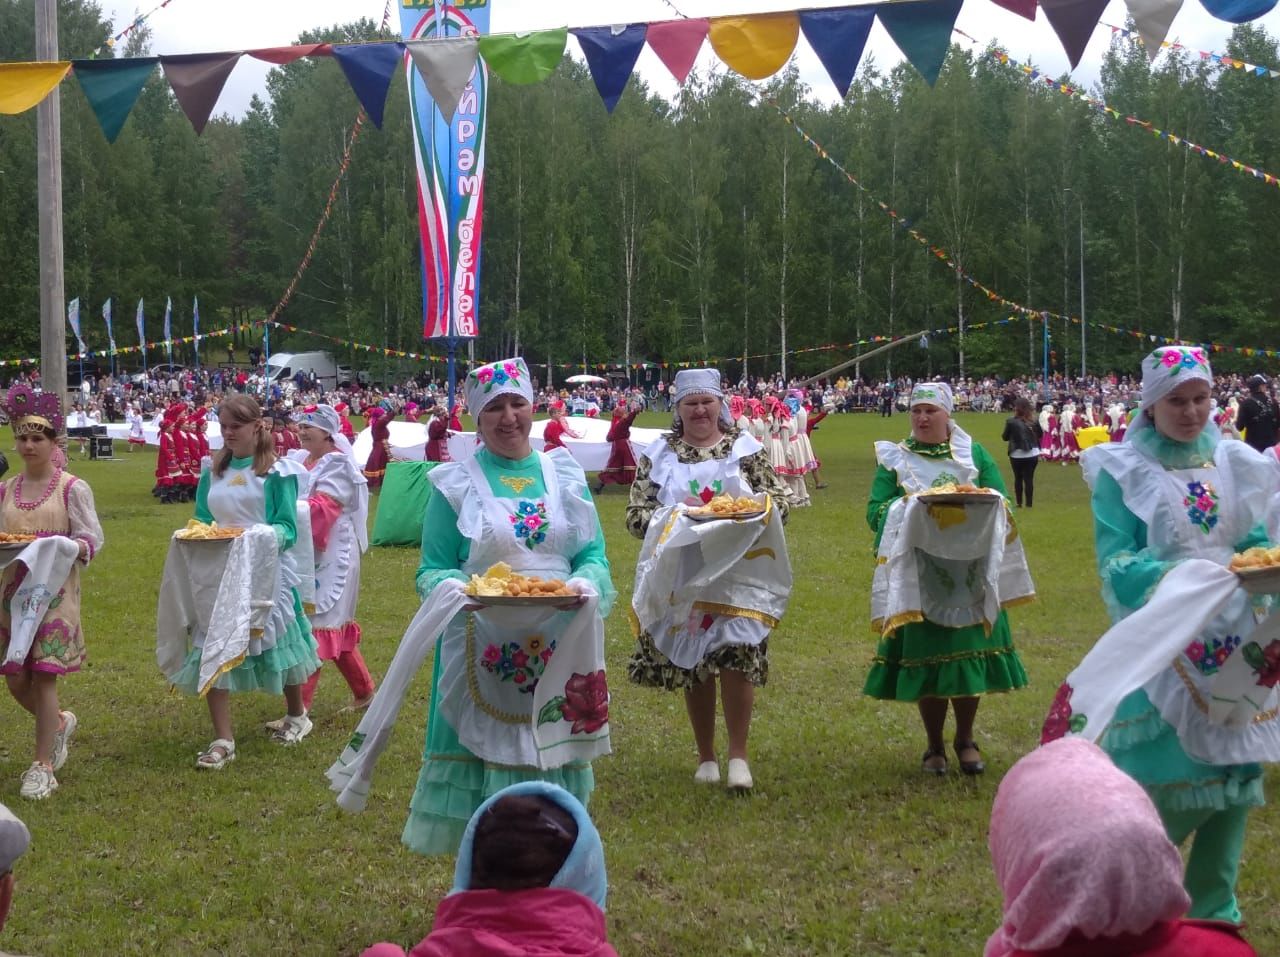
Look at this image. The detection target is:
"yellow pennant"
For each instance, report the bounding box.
[0,61,71,114]
[708,13,799,81]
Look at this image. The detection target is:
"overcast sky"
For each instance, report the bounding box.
[103,0,1280,116]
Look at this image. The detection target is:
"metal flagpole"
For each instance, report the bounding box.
[36,0,67,402]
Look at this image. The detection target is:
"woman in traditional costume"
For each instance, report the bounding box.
[592,398,640,493]
[166,394,320,768]
[782,391,813,508]
[864,382,1030,775]
[126,403,146,452]
[288,405,374,715]
[626,369,792,791]
[327,358,615,856]
[0,385,103,799]
[425,405,452,463]
[1065,346,1280,925]
[1038,403,1058,463]
[804,398,829,491]
[542,405,581,453]
[362,406,392,492]
[1059,402,1081,464]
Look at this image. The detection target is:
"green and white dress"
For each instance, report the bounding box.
[168,455,320,694]
[407,447,615,856]
[863,431,1029,701]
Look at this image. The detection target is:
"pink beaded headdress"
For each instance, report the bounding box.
[1,384,64,436]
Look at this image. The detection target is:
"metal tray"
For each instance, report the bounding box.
[685,509,766,522]
[1236,565,1280,595]
[467,593,579,607]
[917,492,1002,506]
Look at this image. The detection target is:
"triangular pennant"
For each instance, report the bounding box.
[709,13,800,81]
[1124,0,1184,59]
[331,42,404,129]
[160,53,243,134]
[645,18,709,85]
[0,61,72,115]
[989,0,1039,17]
[799,7,875,98]
[248,44,332,65]
[1197,0,1278,20]
[479,29,568,85]
[877,0,964,85]
[573,24,647,112]
[1039,0,1110,68]
[405,36,480,123]
[71,58,156,143]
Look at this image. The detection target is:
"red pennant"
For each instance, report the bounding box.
[646,18,709,85]
[249,44,332,65]
[988,0,1038,18]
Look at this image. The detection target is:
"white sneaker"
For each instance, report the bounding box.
[271,713,313,746]
[727,758,753,791]
[694,760,720,784]
[20,762,58,800]
[52,710,77,771]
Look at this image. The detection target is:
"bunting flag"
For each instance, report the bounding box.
[479,29,568,85]
[403,2,492,341]
[103,298,116,354]
[72,58,156,142]
[331,43,404,129]
[1039,0,1110,68]
[1123,0,1184,59]
[1106,22,1280,77]
[248,44,331,66]
[91,0,186,60]
[160,52,242,134]
[136,298,145,346]
[0,61,71,115]
[989,0,1039,20]
[573,25,648,113]
[67,298,85,354]
[1199,0,1279,21]
[708,14,799,81]
[645,18,709,85]
[992,49,1280,188]
[877,0,965,85]
[404,36,480,124]
[800,8,875,99]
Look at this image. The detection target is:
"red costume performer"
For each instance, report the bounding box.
[542,408,579,452]
[178,409,201,501]
[155,402,187,504]
[363,407,391,491]
[334,402,356,441]
[425,411,451,463]
[595,404,639,490]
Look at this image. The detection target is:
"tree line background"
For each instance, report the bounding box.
[2,0,1279,384]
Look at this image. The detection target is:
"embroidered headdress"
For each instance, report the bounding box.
[1140,346,1212,411]
[1,383,64,436]
[909,382,953,415]
[464,357,533,416]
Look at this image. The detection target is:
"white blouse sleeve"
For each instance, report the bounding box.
[65,478,105,562]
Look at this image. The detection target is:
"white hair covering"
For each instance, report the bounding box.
[910,382,953,415]
[295,404,355,460]
[672,368,732,427]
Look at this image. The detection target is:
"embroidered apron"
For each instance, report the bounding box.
[439,454,609,768]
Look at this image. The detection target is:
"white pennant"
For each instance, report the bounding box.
[1124,0,1184,62]
[404,36,481,124]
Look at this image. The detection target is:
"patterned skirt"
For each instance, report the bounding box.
[628,631,769,690]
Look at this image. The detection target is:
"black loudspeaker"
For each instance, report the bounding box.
[89,436,114,460]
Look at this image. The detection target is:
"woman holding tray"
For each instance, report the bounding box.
[166,394,320,769]
[1074,346,1280,926]
[626,368,792,792]
[0,386,103,800]
[864,382,1029,776]
[329,358,616,857]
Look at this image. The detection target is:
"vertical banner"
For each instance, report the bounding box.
[102,298,116,354]
[67,297,85,354]
[163,295,173,364]
[401,0,491,340]
[135,298,145,344]
[192,295,200,369]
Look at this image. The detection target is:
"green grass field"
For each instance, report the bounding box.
[1,412,1276,956]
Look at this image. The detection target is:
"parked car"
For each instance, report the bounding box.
[130,363,185,386]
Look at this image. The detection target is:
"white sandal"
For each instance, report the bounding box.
[271,714,313,746]
[196,738,236,770]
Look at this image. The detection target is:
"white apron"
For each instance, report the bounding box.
[436,453,610,769]
[633,435,790,669]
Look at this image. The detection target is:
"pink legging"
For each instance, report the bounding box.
[302,649,374,711]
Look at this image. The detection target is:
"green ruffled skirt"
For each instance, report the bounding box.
[169,590,321,695]
[401,640,594,857]
[1101,689,1264,814]
[862,610,1027,701]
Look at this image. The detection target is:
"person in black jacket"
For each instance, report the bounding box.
[1234,375,1279,453]
[1002,397,1043,508]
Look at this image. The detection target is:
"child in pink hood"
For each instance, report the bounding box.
[362,782,617,957]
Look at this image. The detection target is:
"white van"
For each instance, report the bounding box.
[266,351,339,390]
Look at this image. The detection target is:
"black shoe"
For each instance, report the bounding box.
[592,483,605,494]
[954,740,985,776]
[921,746,948,776]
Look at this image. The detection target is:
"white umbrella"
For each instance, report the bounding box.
[565,374,607,384]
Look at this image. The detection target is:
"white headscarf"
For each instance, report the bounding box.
[464,357,534,417]
[1126,345,1214,441]
[295,403,355,460]
[910,382,953,415]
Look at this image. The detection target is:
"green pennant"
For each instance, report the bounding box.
[72,58,157,143]
[479,28,568,85]
[876,0,963,86]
